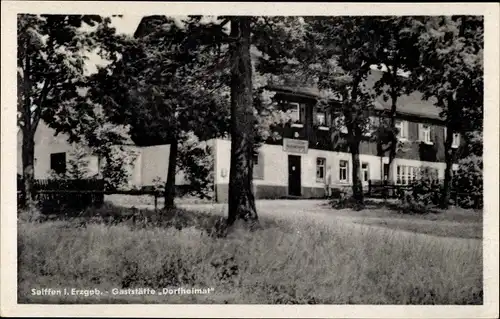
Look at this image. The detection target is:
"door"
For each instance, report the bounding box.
[288,155,302,196]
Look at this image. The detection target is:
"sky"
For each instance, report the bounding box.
[86,16,403,77]
[85,15,223,74]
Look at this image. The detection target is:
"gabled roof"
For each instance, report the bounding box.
[269,69,443,121]
[132,18,443,121]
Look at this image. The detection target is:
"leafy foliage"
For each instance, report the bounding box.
[17,14,128,209]
[177,133,215,200]
[453,155,483,209]
[305,17,385,204]
[407,16,483,208]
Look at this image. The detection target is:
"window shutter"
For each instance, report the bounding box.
[299,104,306,123]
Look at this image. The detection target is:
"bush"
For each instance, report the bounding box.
[329,187,365,211]
[397,168,442,214]
[453,155,483,209]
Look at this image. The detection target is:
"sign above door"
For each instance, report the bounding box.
[283,138,308,154]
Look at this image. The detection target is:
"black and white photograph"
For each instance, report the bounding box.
[1,1,499,318]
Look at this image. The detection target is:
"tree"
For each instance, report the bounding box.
[89,17,231,209]
[371,17,422,181]
[17,14,123,210]
[306,17,384,206]
[226,17,258,226]
[408,16,483,208]
[176,16,308,226]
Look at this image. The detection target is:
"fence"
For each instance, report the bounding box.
[367,179,482,209]
[17,177,105,214]
[17,177,169,212]
[366,180,413,199]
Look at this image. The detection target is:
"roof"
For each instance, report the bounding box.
[268,69,443,120]
[132,19,442,121]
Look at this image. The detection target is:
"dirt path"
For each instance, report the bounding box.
[106,196,480,246]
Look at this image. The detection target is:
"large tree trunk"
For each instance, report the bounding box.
[20,39,37,211]
[164,138,178,209]
[227,17,258,227]
[441,123,455,209]
[386,92,399,184]
[350,139,364,205]
[21,128,36,210]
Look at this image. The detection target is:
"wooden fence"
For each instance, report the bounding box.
[367,179,482,208]
[366,180,413,199]
[17,178,105,213]
[17,177,168,212]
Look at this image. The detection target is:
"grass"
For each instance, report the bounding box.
[17,201,483,305]
[319,203,483,239]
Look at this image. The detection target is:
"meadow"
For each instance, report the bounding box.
[17,199,483,304]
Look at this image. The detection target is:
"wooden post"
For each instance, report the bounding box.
[368,179,372,197]
[154,193,158,211]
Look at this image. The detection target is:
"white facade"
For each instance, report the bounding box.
[212,138,448,201]
[17,121,180,188]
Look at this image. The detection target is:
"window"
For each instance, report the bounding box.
[419,124,432,144]
[383,163,390,181]
[397,165,402,185]
[395,120,407,139]
[334,115,348,134]
[339,160,348,182]
[316,157,326,182]
[452,133,460,148]
[362,117,375,137]
[405,166,412,185]
[361,162,369,183]
[410,167,418,183]
[50,152,66,175]
[316,112,326,127]
[287,102,303,127]
[445,128,461,148]
[397,165,420,185]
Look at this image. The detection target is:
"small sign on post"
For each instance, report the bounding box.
[283,138,309,154]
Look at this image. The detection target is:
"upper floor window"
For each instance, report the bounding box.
[286,102,305,127]
[395,120,408,139]
[316,112,327,127]
[334,114,348,134]
[452,133,460,148]
[362,117,376,137]
[444,128,461,148]
[50,152,66,175]
[419,124,433,144]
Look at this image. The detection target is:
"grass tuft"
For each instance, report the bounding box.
[18,203,482,304]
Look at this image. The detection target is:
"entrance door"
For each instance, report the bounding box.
[288,155,302,196]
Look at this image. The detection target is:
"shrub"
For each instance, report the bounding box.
[177,133,215,200]
[329,187,364,211]
[397,168,442,214]
[453,155,483,209]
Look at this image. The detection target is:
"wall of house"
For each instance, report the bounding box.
[17,121,99,179]
[17,121,186,189]
[269,94,453,164]
[140,144,170,186]
[212,137,449,203]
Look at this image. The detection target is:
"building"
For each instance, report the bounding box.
[16,120,183,189]
[211,69,463,202]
